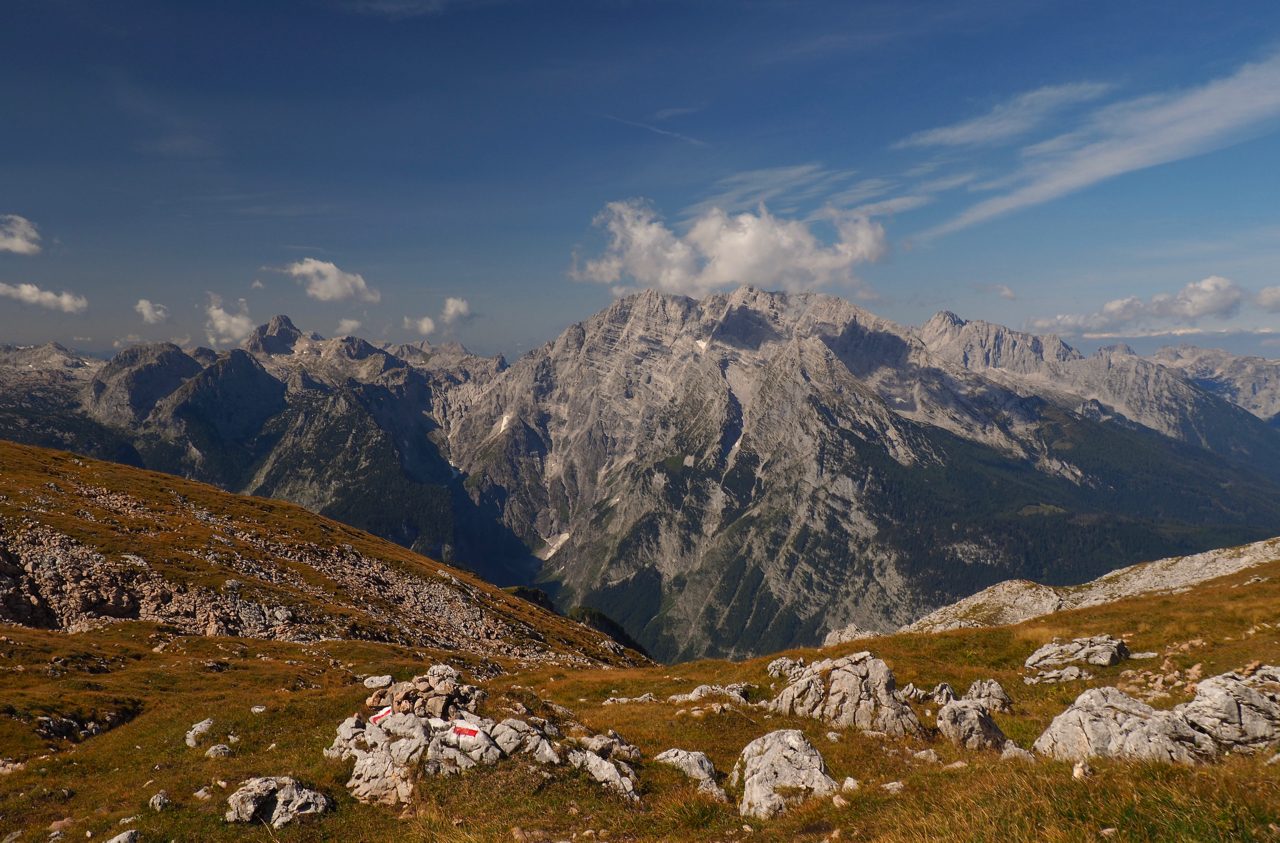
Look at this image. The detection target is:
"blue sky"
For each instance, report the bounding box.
[3,0,1280,358]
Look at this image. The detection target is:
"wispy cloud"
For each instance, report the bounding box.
[684,164,863,218]
[604,115,708,147]
[440,297,472,324]
[573,199,887,299]
[0,215,41,255]
[404,315,435,335]
[654,107,701,121]
[0,282,87,313]
[337,318,363,335]
[974,283,1018,300]
[928,54,1280,237]
[1026,276,1246,336]
[895,83,1111,149]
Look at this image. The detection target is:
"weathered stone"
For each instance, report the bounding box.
[766,657,806,682]
[822,622,883,648]
[568,749,640,803]
[765,652,920,736]
[1179,666,1280,752]
[937,700,1006,750]
[668,684,749,705]
[929,683,957,705]
[205,744,232,759]
[1000,740,1036,763]
[728,730,838,820]
[148,791,170,812]
[225,776,330,828]
[1033,687,1213,764]
[577,730,641,763]
[185,718,213,747]
[963,679,1013,713]
[654,748,726,801]
[105,832,139,843]
[603,692,658,705]
[1025,635,1130,670]
[363,675,393,689]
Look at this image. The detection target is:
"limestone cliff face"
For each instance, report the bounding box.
[437,289,1280,660]
[4,295,1280,661]
[1147,344,1280,427]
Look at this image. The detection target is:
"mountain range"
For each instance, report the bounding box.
[3,286,1280,662]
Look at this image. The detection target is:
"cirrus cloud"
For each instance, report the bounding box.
[573,199,887,298]
[0,215,42,255]
[0,281,87,313]
[282,258,380,303]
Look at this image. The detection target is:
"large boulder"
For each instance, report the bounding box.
[1032,687,1213,764]
[567,749,640,803]
[963,679,1013,713]
[1026,636,1130,670]
[765,652,921,736]
[729,730,838,820]
[1179,666,1280,752]
[225,777,330,828]
[654,748,726,801]
[937,700,1007,750]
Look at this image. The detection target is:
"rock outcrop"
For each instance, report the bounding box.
[225,777,331,828]
[764,652,920,736]
[936,700,1007,750]
[654,749,726,801]
[1033,687,1213,764]
[729,730,838,819]
[1025,635,1130,670]
[962,679,1013,713]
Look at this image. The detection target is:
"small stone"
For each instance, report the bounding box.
[194,787,212,801]
[364,675,394,689]
[1099,829,1117,838]
[511,828,528,842]
[841,777,859,792]
[251,706,267,714]
[148,790,171,811]
[880,781,905,794]
[1073,760,1093,779]
[826,731,841,742]
[832,794,849,808]
[913,749,940,763]
[205,744,232,759]
[943,760,968,770]
[104,834,138,843]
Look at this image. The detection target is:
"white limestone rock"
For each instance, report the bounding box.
[1032,687,1213,764]
[728,730,838,820]
[936,700,1007,750]
[654,748,726,801]
[185,718,214,748]
[1179,666,1280,752]
[568,749,640,803]
[963,679,1013,713]
[225,776,330,828]
[765,652,921,736]
[1026,635,1130,670]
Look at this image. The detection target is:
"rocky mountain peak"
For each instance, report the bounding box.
[244,315,306,355]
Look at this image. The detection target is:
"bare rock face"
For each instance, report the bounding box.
[225,777,330,828]
[729,730,838,819]
[667,684,750,705]
[936,700,1007,750]
[1032,687,1213,764]
[567,748,640,803]
[1025,636,1130,670]
[963,679,1013,713]
[654,748,726,801]
[764,652,921,736]
[822,622,882,648]
[1179,666,1280,752]
[767,657,807,682]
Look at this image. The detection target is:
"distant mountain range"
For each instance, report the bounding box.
[4,287,1280,661]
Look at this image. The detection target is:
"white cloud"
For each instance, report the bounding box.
[896,83,1111,149]
[251,280,265,290]
[685,164,862,218]
[404,315,435,336]
[0,282,87,313]
[0,215,42,255]
[205,295,254,346]
[574,199,887,298]
[282,258,380,303]
[1257,286,1280,312]
[930,55,1280,236]
[336,318,363,335]
[135,299,170,324]
[440,297,471,324]
[1026,276,1245,336]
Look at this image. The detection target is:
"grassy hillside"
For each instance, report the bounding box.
[2,544,1280,840]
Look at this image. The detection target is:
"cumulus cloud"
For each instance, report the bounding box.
[1026,276,1245,336]
[574,200,887,297]
[1257,286,1280,312]
[0,282,87,313]
[440,297,471,324]
[895,83,1111,148]
[282,259,380,303]
[205,295,254,346]
[135,299,170,324]
[336,318,363,335]
[930,55,1280,236]
[251,280,265,290]
[404,315,435,336]
[0,215,42,255]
